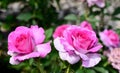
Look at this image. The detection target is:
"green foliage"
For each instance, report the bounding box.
[94,67,109,73]
[45,28,53,41]
[17,13,33,22]
[64,14,78,21]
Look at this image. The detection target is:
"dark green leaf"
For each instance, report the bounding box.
[112,7,120,16]
[85,69,96,73]
[94,67,109,73]
[45,28,53,40]
[17,13,33,21]
[29,58,34,66]
[76,69,84,73]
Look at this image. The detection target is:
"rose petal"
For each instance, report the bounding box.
[95,0,105,8]
[82,53,101,67]
[7,51,17,56]
[87,0,105,8]
[9,57,20,65]
[54,37,66,52]
[87,0,95,7]
[15,52,41,61]
[80,21,93,30]
[15,42,51,61]
[53,24,70,38]
[8,31,21,53]
[35,42,51,58]
[30,25,45,45]
[15,26,29,32]
[89,43,103,52]
[60,38,75,51]
[75,51,88,60]
[59,52,80,64]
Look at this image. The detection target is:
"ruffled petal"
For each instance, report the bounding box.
[53,24,70,38]
[35,42,51,57]
[95,0,105,8]
[54,37,66,52]
[75,51,88,60]
[8,32,21,53]
[82,53,101,68]
[15,52,41,61]
[7,51,17,56]
[30,25,45,45]
[80,21,93,30]
[89,43,103,52]
[59,52,80,64]
[9,57,20,65]
[60,38,75,51]
[14,42,51,61]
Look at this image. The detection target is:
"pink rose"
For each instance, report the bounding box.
[8,25,51,65]
[53,24,70,38]
[99,29,119,48]
[86,0,105,8]
[53,22,102,67]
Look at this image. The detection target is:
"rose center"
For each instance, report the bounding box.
[15,34,27,47]
[15,34,33,53]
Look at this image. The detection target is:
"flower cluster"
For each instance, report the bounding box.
[53,21,102,67]
[5,0,120,73]
[7,21,103,68]
[6,0,109,71]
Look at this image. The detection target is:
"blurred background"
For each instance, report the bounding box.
[0,0,120,73]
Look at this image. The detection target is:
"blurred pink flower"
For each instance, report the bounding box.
[99,29,119,48]
[86,0,105,8]
[53,21,102,67]
[104,48,120,71]
[8,25,51,65]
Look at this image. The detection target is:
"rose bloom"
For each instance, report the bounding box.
[99,29,119,48]
[8,25,51,65]
[86,0,105,8]
[53,21,102,67]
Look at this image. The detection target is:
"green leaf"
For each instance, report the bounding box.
[0,22,3,25]
[35,13,44,20]
[64,14,78,21]
[12,62,27,70]
[116,29,120,35]
[112,7,120,16]
[76,69,84,73]
[29,58,34,66]
[31,68,39,73]
[45,28,53,40]
[17,13,33,21]
[87,15,99,29]
[112,17,120,20]
[32,20,37,25]
[85,69,96,73]
[94,67,109,73]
